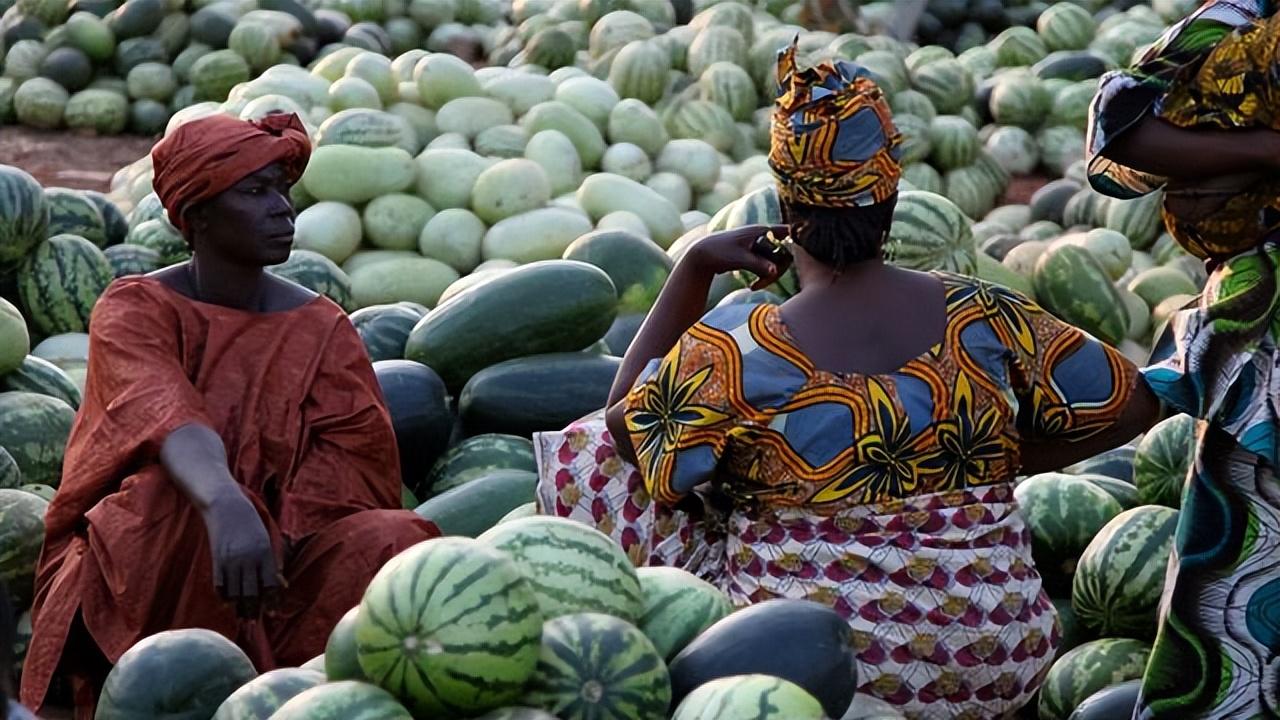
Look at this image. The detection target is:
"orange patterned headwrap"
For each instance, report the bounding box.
[769,39,902,208]
[151,112,311,233]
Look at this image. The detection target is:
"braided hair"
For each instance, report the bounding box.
[783,193,899,273]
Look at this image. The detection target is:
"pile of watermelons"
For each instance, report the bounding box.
[0,0,1219,716]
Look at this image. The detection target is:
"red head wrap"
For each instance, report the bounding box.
[150,112,312,233]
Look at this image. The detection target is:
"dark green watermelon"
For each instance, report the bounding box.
[0,488,48,608]
[104,243,165,278]
[1068,679,1141,720]
[349,304,424,362]
[458,353,620,438]
[1,355,82,409]
[1068,446,1135,482]
[604,313,643,356]
[324,606,366,682]
[210,668,324,720]
[0,447,19,489]
[96,629,259,720]
[82,190,129,246]
[373,360,453,493]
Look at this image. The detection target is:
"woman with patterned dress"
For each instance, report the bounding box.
[1087,1,1280,717]
[535,42,1159,720]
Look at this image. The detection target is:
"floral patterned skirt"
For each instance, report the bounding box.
[534,411,1060,720]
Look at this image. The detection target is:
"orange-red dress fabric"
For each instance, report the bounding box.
[19,276,438,716]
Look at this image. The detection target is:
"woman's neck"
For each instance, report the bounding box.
[187,255,269,311]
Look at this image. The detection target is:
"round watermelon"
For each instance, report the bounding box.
[0,391,75,488]
[355,537,544,717]
[636,566,733,661]
[0,354,82,409]
[0,488,48,608]
[1038,639,1151,720]
[478,515,644,622]
[267,249,356,313]
[886,190,978,274]
[424,434,537,498]
[1072,505,1178,640]
[96,629,259,720]
[325,606,367,682]
[45,187,107,248]
[1132,414,1195,509]
[349,304,425,362]
[0,165,50,271]
[18,233,114,337]
[373,360,453,495]
[1014,473,1124,595]
[0,297,29,377]
[521,612,671,720]
[0,447,20,489]
[671,675,826,720]
[268,680,412,719]
[210,668,325,720]
[1032,242,1128,346]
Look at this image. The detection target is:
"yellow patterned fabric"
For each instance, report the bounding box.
[769,38,903,208]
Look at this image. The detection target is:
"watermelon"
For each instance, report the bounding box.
[0,392,75,487]
[636,566,733,661]
[1132,414,1195,509]
[325,606,367,682]
[669,599,856,719]
[1037,3,1097,52]
[927,115,979,171]
[374,360,453,494]
[104,244,164,278]
[478,708,559,720]
[20,483,55,501]
[521,612,671,720]
[1068,445,1135,483]
[671,675,826,720]
[424,433,537,498]
[1032,243,1128,346]
[210,668,325,720]
[0,165,49,271]
[1127,267,1199,310]
[1068,680,1142,720]
[349,304,423,362]
[190,49,251,101]
[991,26,1049,67]
[45,188,107,247]
[886,190,978,274]
[267,250,356,313]
[1013,473,1123,595]
[479,515,644,621]
[96,629,259,720]
[0,298,29,377]
[910,58,973,115]
[562,229,669,311]
[415,469,537,539]
[404,260,618,392]
[1051,596,1091,660]
[355,537,544,717]
[0,448,19,489]
[0,355,82,408]
[1079,474,1141,511]
[0,488,48,608]
[1037,639,1151,720]
[989,72,1051,131]
[1072,505,1178,640]
[18,233,113,337]
[458,353,620,437]
[1104,192,1164,250]
[267,681,412,720]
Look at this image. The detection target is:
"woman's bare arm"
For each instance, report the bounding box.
[1103,114,1280,180]
[1018,378,1162,476]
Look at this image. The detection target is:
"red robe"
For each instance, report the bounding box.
[20,277,439,715]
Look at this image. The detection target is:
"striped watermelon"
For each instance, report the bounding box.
[316,109,418,154]
[127,219,189,266]
[0,355,81,409]
[893,114,932,165]
[905,45,954,74]
[1037,3,1098,52]
[325,606,367,682]
[210,668,325,720]
[96,629,259,720]
[891,89,937,123]
[526,28,578,70]
[45,188,108,248]
[0,488,47,608]
[190,49,251,101]
[1032,243,1128,346]
[855,50,909,95]
[268,249,357,313]
[1037,125,1086,176]
[943,165,998,220]
[686,25,746,78]
[104,243,164,278]
[1051,82,1096,131]
[18,233,113,337]
[478,516,644,621]
[350,304,425,362]
[13,608,31,679]
[0,391,75,487]
[1050,597,1090,660]
[227,21,281,73]
[0,165,49,271]
[664,98,737,153]
[425,434,537,497]
[1080,473,1140,512]
[671,675,826,720]
[81,190,128,246]
[927,115,979,171]
[984,125,1040,175]
[0,298,28,378]
[355,537,544,717]
[901,162,943,195]
[1133,414,1194,509]
[636,566,733,661]
[20,484,55,501]
[1037,639,1151,720]
[608,40,670,106]
[886,190,978,274]
[910,58,972,115]
[1072,505,1178,639]
[1104,191,1164,250]
[698,61,756,123]
[1013,473,1123,595]
[989,72,1051,131]
[0,447,19,489]
[268,681,412,720]
[990,26,1049,68]
[521,613,671,720]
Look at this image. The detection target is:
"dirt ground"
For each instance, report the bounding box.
[0,127,157,193]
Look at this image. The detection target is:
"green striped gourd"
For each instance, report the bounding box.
[104,244,164,278]
[927,115,979,171]
[1133,413,1194,509]
[0,165,50,270]
[0,355,81,409]
[1031,243,1128,346]
[18,233,113,337]
[0,392,75,488]
[902,162,943,195]
[699,61,757,122]
[905,45,954,74]
[268,681,412,720]
[478,516,644,621]
[686,25,746,78]
[636,566,733,661]
[1037,3,1098,52]
[1012,473,1123,595]
[989,72,1052,131]
[210,668,325,720]
[671,675,826,720]
[521,613,671,720]
[589,11,656,59]
[991,26,1049,67]
[0,489,48,608]
[886,190,978,274]
[45,187,107,248]
[1103,191,1164,250]
[424,433,537,497]
[1037,639,1151,720]
[664,98,737,153]
[910,58,973,115]
[1037,125,1086,176]
[608,40,670,106]
[96,629,259,720]
[268,250,356,313]
[1072,505,1178,639]
[689,2,754,44]
[355,537,543,717]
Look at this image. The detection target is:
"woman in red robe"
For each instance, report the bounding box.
[19,113,439,717]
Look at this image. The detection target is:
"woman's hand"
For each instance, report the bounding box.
[201,487,281,618]
[685,224,793,290]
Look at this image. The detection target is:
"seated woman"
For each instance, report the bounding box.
[537,43,1160,719]
[20,113,439,718]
